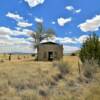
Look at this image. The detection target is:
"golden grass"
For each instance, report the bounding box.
[0,55,100,100]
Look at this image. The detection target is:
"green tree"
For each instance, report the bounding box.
[31,22,56,48]
[79,33,100,64]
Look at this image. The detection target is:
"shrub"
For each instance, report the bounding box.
[79,33,100,65]
[0,59,4,63]
[71,53,76,56]
[82,60,98,79]
[57,61,70,75]
[31,54,36,57]
[39,88,48,97]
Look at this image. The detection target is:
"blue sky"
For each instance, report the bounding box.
[0,0,100,53]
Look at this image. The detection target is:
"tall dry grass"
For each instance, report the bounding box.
[0,55,99,100]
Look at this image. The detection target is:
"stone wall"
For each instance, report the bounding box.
[37,43,63,61]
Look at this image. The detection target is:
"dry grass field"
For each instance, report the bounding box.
[0,55,100,100]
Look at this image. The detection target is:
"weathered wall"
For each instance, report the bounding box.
[37,44,63,61]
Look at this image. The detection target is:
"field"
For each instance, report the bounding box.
[0,54,100,100]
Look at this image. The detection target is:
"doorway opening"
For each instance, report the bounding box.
[48,52,53,61]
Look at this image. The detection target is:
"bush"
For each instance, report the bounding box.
[79,33,100,64]
[71,53,76,56]
[0,59,4,63]
[82,60,98,79]
[53,61,69,75]
[31,54,36,57]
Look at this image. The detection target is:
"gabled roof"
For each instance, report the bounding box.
[40,42,61,46]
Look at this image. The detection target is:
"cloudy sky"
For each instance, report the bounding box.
[0,0,100,53]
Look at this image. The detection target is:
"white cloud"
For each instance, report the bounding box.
[57,17,72,26]
[41,35,89,45]
[22,29,33,34]
[63,45,80,54]
[16,27,21,31]
[0,26,89,53]
[55,37,77,44]
[0,27,12,35]
[65,6,74,11]
[52,21,56,25]
[55,35,88,44]
[75,9,81,13]
[24,0,45,7]
[6,12,23,21]
[17,21,32,27]
[6,12,33,28]
[34,17,43,23]
[0,26,33,44]
[65,5,81,14]
[0,26,34,53]
[78,15,100,32]
[76,35,89,43]
[0,26,33,36]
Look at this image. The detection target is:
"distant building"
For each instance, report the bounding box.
[37,42,63,61]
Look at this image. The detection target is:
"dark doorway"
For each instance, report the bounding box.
[48,52,53,61]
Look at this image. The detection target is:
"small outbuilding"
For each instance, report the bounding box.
[37,42,63,61]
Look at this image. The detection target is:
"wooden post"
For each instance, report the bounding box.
[78,61,81,75]
[9,53,11,61]
[78,59,82,80]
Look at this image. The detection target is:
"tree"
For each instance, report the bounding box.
[79,33,100,64]
[31,22,56,48]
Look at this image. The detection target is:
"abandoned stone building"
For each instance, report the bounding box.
[37,42,63,61]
